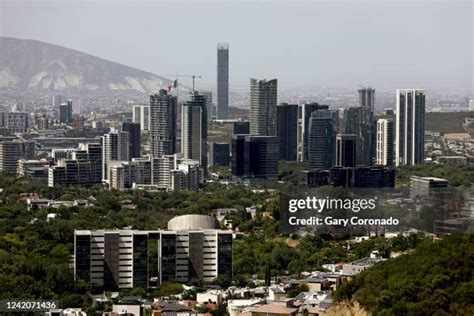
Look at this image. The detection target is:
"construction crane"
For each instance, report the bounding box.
[166,74,202,92]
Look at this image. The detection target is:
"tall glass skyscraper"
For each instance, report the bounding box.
[395,89,425,166]
[217,43,229,120]
[250,78,277,136]
[150,90,177,158]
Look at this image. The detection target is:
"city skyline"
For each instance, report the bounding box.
[0,1,472,90]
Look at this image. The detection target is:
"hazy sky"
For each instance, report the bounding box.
[0,0,472,90]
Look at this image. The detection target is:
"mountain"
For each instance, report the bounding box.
[0,37,172,93]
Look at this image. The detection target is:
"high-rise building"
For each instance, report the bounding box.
[376,118,394,166]
[231,135,278,179]
[209,142,230,166]
[469,100,474,112]
[233,121,250,135]
[133,104,150,131]
[343,107,373,166]
[0,138,35,174]
[0,112,29,133]
[59,99,73,124]
[122,122,141,158]
[277,103,298,161]
[48,159,95,187]
[217,43,229,120]
[250,78,277,136]
[395,89,426,166]
[297,103,329,162]
[74,228,232,291]
[181,92,208,172]
[53,95,62,110]
[150,90,177,157]
[201,91,214,122]
[358,87,375,115]
[101,129,129,181]
[307,110,336,170]
[336,134,357,167]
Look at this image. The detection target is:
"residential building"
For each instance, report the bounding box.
[133,104,150,131]
[0,112,29,133]
[376,118,394,166]
[102,129,129,181]
[150,90,177,157]
[395,89,426,166]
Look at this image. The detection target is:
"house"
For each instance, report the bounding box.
[196,290,224,304]
[227,299,263,316]
[306,276,330,292]
[268,285,286,301]
[247,304,298,316]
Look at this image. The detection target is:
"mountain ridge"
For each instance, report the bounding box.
[0,36,172,93]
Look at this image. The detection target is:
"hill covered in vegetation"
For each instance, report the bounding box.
[335,235,474,315]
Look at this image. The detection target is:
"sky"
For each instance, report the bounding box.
[0,0,472,90]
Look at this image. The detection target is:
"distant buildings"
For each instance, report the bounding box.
[277,103,298,161]
[358,87,375,115]
[74,227,233,292]
[233,121,250,135]
[59,99,73,124]
[217,43,229,120]
[150,90,177,157]
[395,89,426,166]
[0,138,35,174]
[250,78,277,136]
[335,134,356,167]
[0,112,29,134]
[122,122,141,158]
[376,118,394,166]
[133,104,150,131]
[17,159,49,178]
[231,135,278,179]
[307,110,336,169]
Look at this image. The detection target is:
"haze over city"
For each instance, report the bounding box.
[1,0,472,90]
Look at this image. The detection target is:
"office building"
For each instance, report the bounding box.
[74,228,233,292]
[343,107,373,166]
[250,78,277,136]
[335,134,356,167]
[17,159,49,179]
[277,103,298,161]
[217,43,229,119]
[395,89,426,166]
[0,138,35,174]
[181,92,208,172]
[358,87,375,115]
[0,112,29,134]
[410,176,448,198]
[102,129,129,181]
[233,121,250,135]
[307,110,336,170]
[150,90,177,157]
[209,142,230,166]
[201,90,214,122]
[53,95,62,110]
[122,122,141,158]
[49,159,96,187]
[231,135,278,179]
[133,104,150,131]
[52,148,76,163]
[59,99,73,124]
[376,118,394,166]
[305,166,395,188]
[297,103,329,162]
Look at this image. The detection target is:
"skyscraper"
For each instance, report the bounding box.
[150,90,177,157]
[307,110,336,170]
[133,104,150,131]
[250,78,277,136]
[376,118,394,166]
[181,92,208,172]
[343,107,372,166]
[395,89,425,166]
[59,99,73,124]
[336,134,357,167]
[277,103,298,161]
[122,122,141,158]
[102,129,129,181]
[0,138,35,174]
[297,103,329,162]
[217,43,229,120]
[201,90,213,122]
[358,87,375,115]
[231,135,278,179]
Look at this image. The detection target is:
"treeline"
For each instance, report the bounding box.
[335,235,474,315]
